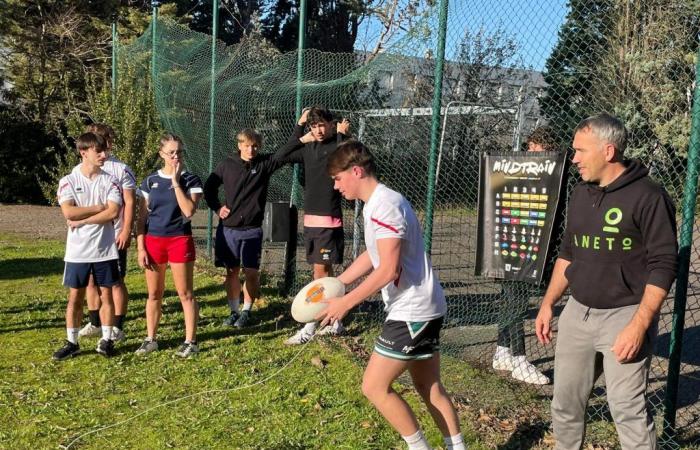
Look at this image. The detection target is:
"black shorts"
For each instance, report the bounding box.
[117,249,128,279]
[374,317,443,361]
[304,227,344,265]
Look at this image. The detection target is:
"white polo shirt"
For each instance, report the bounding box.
[57,168,122,263]
[363,183,446,322]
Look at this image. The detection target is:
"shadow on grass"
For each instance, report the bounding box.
[497,420,549,449]
[0,257,64,280]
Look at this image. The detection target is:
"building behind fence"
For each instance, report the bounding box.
[112,0,700,446]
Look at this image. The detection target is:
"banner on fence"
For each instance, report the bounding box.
[475,150,567,283]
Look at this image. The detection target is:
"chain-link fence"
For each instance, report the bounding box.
[114,0,700,446]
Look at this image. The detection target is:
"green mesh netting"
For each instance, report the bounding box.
[117,1,700,446]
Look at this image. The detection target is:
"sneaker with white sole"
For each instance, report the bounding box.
[492,346,515,371]
[53,341,81,361]
[511,356,550,385]
[316,321,345,337]
[284,328,315,345]
[96,339,116,357]
[175,341,199,358]
[112,327,125,342]
[78,323,101,338]
[135,338,158,355]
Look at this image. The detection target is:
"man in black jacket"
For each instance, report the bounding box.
[204,129,287,328]
[275,106,351,344]
[535,113,678,449]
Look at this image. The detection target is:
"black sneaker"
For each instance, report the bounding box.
[223,311,240,327]
[53,341,80,361]
[96,339,116,357]
[234,310,251,328]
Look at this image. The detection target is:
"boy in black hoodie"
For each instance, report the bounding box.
[535,113,677,449]
[275,106,351,344]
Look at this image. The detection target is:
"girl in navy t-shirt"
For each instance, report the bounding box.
[135,133,203,358]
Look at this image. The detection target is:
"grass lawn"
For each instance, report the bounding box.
[0,232,494,450]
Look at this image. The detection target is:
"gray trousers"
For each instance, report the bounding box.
[551,297,657,450]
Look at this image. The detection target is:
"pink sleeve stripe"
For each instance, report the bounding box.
[371,217,399,233]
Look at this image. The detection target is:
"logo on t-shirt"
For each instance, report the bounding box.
[75,187,84,193]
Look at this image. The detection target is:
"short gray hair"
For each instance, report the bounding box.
[574,113,628,154]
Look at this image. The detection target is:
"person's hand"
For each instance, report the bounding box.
[172,161,183,186]
[535,303,554,344]
[298,107,310,126]
[218,205,231,219]
[611,322,646,363]
[67,219,85,229]
[337,118,350,135]
[316,296,352,327]
[116,230,132,250]
[300,131,317,144]
[137,248,153,270]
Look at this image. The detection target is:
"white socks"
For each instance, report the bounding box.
[67,328,79,344]
[101,326,112,340]
[242,302,252,312]
[494,345,511,358]
[444,433,466,450]
[402,430,432,450]
[303,322,317,334]
[228,297,240,314]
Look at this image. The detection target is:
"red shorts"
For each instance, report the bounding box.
[145,235,196,264]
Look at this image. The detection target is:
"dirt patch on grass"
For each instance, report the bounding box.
[0,204,67,240]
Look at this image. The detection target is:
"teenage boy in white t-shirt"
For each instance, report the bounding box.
[53,132,122,360]
[316,140,465,450]
[77,123,136,342]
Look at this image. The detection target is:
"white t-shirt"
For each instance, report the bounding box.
[57,168,122,263]
[363,183,446,322]
[74,156,136,234]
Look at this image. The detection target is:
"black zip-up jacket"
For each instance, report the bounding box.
[275,125,348,218]
[204,153,286,229]
[558,159,677,309]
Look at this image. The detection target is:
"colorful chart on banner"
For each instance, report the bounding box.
[475,151,567,283]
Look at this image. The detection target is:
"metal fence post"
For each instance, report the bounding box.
[151,1,159,83]
[282,0,307,295]
[207,0,219,258]
[662,46,700,442]
[111,18,117,106]
[422,0,449,252]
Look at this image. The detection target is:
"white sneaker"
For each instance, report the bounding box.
[316,321,345,337]
[492,346,515,371]
[78,323,101,338]
[284,328,315,345]
[511,356,550,385]
[135,338,158,355]
[112,327,125,342]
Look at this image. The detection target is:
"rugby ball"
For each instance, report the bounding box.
[291,277,345,323]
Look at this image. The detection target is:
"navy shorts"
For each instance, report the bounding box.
[215,224,263,269]
[63,260,121,289]
[374,317,443,361]
[303,227,344,265]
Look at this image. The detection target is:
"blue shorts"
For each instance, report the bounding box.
[63,260,121,289]
[215,224,263,270]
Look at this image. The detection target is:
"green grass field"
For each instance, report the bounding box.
[0,232,499,450]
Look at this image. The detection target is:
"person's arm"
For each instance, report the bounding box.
[135,195,153,270]
[60,202,106,220]
[203,167,226,217]
[116,188,135,250]
[535,257,571,345]
[67,200,120,228]
[317,238,401,326]
[172,166,201,218]
[611,190,678,362]
[337,251,374,285]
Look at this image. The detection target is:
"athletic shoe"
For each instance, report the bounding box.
[223,312,240,327]
[96,339,116,358]
[492,346,515,371]
[511,356,550,385]
[175,342,199,358]
[78,323,101,338]
[284,328,315,345]
[234,310,251,328]
[135,338,158,355]
[316,321,346,337]
[52,341,81,361]
[112,327,125,342]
